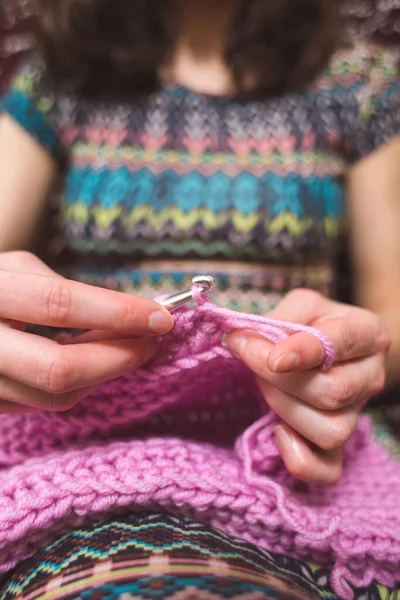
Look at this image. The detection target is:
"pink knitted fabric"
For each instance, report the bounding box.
[0,287,399,598]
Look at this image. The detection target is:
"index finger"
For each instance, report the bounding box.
[0,269,174,335]
[268,313,389,373]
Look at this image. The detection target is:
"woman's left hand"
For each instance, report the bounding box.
[226,289,390,485]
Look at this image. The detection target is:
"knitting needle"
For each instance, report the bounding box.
[159,275,215,312]
[61,275,215,343]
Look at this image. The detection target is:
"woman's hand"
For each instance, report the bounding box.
[226,289,390,484]
[0,251,173,413]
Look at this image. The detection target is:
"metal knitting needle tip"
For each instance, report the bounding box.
[159,275,215,312]
[191,275,215,292]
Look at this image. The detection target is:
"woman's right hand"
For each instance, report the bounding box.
[0,251,174,413]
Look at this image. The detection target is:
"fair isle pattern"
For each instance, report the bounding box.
[59,97,346,262]
[2,42,400,307]
[1,63,348,263]
[2,43,400,291]
[1,514,398,600]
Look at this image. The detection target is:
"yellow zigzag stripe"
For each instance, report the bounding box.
[267,212,313,235]
[324,217,340,236]
[267,212,339,236]
[64,205,259,233]
[64,204,339,235]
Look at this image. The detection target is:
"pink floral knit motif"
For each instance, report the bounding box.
[0,286,399,599]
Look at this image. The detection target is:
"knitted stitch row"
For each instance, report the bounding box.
[0,289,398,598]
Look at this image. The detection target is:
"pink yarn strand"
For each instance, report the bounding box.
[192,284,335,368]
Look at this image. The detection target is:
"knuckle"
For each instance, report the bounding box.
[287,455,310,481]
[38,351,75,394]
[323,375,353,410]
[368,366,386,399]
[366,313,390,355]
[6,250,33,262]
[338,323,355,357]
[121,353,142,374]
[286,288,322,306]
[321,417,355,451]
[370,312,383,333]
[0,250,34,269]
[253,348,273,378]
[119,301,140,330]
[378,327,391,355]
[44,282,73,324]
[284,288,301,303]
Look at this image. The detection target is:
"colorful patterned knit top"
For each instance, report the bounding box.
[2,41,400,312]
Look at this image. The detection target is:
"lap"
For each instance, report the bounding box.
[0,513,398,600]
[1,403,399,599]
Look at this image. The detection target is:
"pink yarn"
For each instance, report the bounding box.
[0,287,398,598]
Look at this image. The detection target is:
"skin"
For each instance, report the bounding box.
[226,290,389,484]
[0,249,174,412]
[0,0,398,484]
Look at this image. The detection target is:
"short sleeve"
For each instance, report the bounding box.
[352,45,400,161]
[0,57,61,157]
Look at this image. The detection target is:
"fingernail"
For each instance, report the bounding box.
[148,310,174,334]
[272,352,300,372]
[274,425,293,449]
[227,334,247,357]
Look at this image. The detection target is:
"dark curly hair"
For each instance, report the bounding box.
[29,0,343,99]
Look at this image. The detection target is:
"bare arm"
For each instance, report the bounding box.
[347,135,400,383]
[0,114,56,251]
[0,117,176,415]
